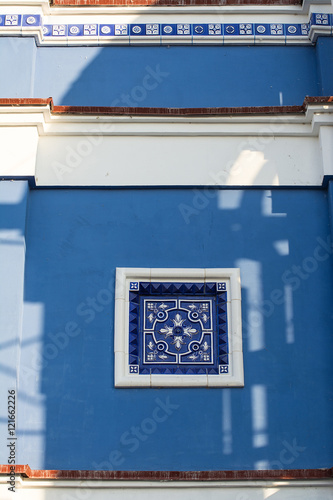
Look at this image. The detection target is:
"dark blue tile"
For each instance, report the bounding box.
[130,24,146,36]
[99,24,115,36]
[255,24,270,36]
[23,15,41,27]
[205,282,216,294]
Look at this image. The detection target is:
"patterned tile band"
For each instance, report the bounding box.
[0,13,331,45]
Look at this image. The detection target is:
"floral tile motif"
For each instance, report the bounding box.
[114,268,243,387]
[128,282,228,375]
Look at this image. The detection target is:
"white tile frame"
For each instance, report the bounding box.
[114,268,244,388]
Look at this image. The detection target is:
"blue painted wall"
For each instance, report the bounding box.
[316,37,333,96]
[0,37,330,106]
[0,182,28,461]
[1,28,333,474]
[13,187,333,471]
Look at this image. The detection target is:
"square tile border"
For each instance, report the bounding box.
[114,268,244,388]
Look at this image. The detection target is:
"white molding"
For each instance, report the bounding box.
[0,477,331,488]
[1,103,332,131]
[0,0,332,15]
[0,104,332,186]
[319,126,333,177]
[114,267,243,388]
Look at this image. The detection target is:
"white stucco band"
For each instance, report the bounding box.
[1,0,331,15]
[319,125,333,178]
[0,126,38,177]
[0,103,333,187]
[0,477,332,500]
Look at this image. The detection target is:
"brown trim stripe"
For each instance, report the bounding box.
[0,465,332,480]
[51,0,302,7]
[0,96,332,117]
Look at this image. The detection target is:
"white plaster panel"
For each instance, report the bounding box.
[0,127,38,176]
[36,135,321,187]
[319,125,333,177]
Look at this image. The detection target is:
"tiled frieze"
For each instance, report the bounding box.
[0,12,331,45]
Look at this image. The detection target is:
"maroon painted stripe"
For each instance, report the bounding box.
[0,96,332,116]
[0,465,332,480]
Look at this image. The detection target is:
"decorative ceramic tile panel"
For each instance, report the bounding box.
[114,268,243,387]
[0,12,331,45]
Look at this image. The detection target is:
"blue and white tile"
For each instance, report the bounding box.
[310,13,331,27]
[69,24,99,45]
[192,23,223,44]
[254,23,285,44]
[42,23,68,45]
[0,11,333,46]
[98,24,128,44]
[99,24,114,37]
[161,23,191,44]
[0,14,22,34]
[285,23,311,44]
[41,24,53,39]
[223,23,255,44]
[207,350,244,387]
[310,13,332,42]
[4,14,22,27]
[114,351,151,387]
[114,268,243,387]
[68,24,84,37]
[130,23,160,44]
[22,14,41,30]
[106,23,130,44]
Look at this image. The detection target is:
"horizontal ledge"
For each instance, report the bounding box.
[51,0,303,6]
[0,465,332,480]
[0,96,332,187]
[46,0,327,17]
[1,0,331,16]
[0,96,332,117]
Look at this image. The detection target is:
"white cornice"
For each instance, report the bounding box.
[0,103,332,135]
[0,103,332,187]
[0,0,331,15]
[0,477,332,488]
